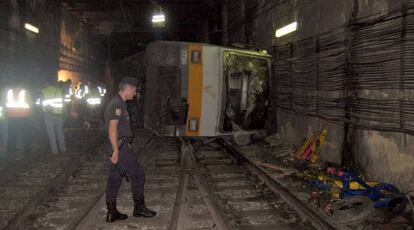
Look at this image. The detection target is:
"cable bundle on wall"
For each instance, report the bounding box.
[273,3,414,136]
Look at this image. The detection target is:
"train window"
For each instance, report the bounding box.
[188,118,198,131]
[221,52,270,132]
[191,50,201,64]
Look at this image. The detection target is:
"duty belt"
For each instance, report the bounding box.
[118,136,133,149]
[109,136,134,183]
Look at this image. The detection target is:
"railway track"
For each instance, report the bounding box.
[0,129,104,230]
[76,136,338,230]
[0,131,338,230]
[76,136,183,230]
[180,139,324,230]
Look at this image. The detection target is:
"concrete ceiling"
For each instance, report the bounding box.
[61,0,211,59]
[61,0,206,35]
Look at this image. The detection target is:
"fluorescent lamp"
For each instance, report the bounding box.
[275,22,297,38]
[152,14,165,23]
[24,23,39,33]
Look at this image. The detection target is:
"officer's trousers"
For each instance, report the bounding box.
[106,145,145,203]
[44,113,67,154]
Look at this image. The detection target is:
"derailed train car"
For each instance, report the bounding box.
[144,41,271,137]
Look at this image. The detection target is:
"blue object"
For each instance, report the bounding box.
[338,171,399,202]
[311,180,330,191]
[373,198,391,208]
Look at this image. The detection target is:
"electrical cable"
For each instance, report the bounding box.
[273,4,414,135]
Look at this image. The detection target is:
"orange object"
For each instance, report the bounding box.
[295,128,328,163]
[6,108,31,118]
[185,44,203,137]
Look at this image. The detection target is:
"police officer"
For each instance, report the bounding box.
[104,77,156,223]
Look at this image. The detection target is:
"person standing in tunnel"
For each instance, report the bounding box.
[104,77,156,223]
[41,81,67,155]
[5,81,33,156]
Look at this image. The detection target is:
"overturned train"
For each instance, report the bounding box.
[143,41,271,137]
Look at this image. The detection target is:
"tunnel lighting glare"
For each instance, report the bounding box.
[152,14,165,23]
[275,22,297,38]
[24,23,39,33]
[0,106,3,118]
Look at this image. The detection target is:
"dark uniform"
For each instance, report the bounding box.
[104,94,145,202]
[104,77,156,223]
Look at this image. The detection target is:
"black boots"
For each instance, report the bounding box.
[106,200,156,222]
[106,201,128,223]
[133,199,157,218]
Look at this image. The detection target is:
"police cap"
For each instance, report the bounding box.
[120,77,138,87]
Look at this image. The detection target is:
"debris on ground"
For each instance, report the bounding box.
[264,133,282,147]
[243,129,414,229]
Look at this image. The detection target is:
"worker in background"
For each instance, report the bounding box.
[77,80,90,99]
[75,81,84,100]
[97,82,107,98]
[41,81,67,155]
[63,79,73,104]
[85,83,102,120]
[5,82,33,156]
[105,77,156,223]
[61,80,74,122]
[75,80,89,122]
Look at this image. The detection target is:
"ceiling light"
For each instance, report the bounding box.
[152,6,165,27]
[24,23,39,33]
[152,14,165,23]
[275,22,297,38]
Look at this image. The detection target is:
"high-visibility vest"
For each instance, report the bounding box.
[97,86,107,97]
[85,87,102,108]
[5,89,32,118]
[64,87,74,103]
[75,85,88,99]
[41,86,63,115]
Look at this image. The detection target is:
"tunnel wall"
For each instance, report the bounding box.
[226,0,414,191]
[0,0,100,90]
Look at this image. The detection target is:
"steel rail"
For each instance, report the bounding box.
[216,138,338,230]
